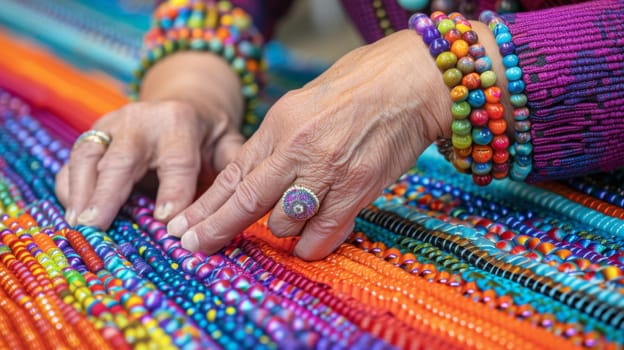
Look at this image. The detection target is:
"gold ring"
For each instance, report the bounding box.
[73,130,112,150]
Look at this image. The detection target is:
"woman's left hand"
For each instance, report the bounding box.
[167,30,453,260]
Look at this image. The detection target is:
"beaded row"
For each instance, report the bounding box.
[479,11,533,181]
[129,0,265,138]
[408,11,510,186]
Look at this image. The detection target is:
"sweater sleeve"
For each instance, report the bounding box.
[230,0,296,40]
[501,0,624,182]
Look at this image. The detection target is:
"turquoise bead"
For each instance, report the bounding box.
[475,56,492,73]
[397,0,430,11]
[514,142,533,156]
[506,66,523,81]
[492,23,510,36]
[495,32,512,45]
[502,54,519,68]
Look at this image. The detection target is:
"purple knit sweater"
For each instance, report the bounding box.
[163,0,624,182]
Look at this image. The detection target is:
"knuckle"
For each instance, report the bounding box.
[232,178,270,217]
[98,148,139,172]
[216,161,243,189]
[159,152,200,173]
[310,216,342,237]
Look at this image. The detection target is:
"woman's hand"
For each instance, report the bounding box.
[55,52,245,229]
[167,30,454,260]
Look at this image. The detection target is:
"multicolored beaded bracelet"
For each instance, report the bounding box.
[129,0,265,138]
[409,11,510,186]
[479,10,532,182]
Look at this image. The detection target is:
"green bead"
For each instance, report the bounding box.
[510,93,528,107]
[452,133,473,149]
[443,68,463,88]
[451,102,471,119]
[480,70,497,88]
[437,19,455,35]
[436,52,458,71]
[452,119,472,135]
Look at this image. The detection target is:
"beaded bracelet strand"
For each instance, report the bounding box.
[408,12,510,186]
[479,11,533,182]
[129,0,265,138]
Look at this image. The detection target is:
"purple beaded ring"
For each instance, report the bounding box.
[281,185,320,221]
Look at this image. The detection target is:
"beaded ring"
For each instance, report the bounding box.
[409,11,510,186]
[479,11,532,182]
[129,0,265,138]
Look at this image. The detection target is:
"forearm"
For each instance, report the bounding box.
[140,52,244,130]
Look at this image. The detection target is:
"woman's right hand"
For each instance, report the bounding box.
[55,52,245,229]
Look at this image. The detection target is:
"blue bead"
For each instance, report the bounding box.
[502,54,519,68]
[467,89,486,107]
[475,56,492,73]
[472,127,493,145]
[508,80,525,94]
[429,37,450,56]
[506,66,522,81]
[472,161,493,175]
[422,27,441,45]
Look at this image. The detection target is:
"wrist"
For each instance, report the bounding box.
[140,51,244,130]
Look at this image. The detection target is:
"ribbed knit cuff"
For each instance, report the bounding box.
[502,0,624,182]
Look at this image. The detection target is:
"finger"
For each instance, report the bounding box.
[293,189,361,261]
[212,130,244,172]
[76,140,147,229]
[267,181,329,238]
[65,138,109,225]
[180,154,296,254]
[55,165,70,207]
[153,133,202,222]
[167,129,273,237]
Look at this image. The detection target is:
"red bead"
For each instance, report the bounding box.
[491,135,510,151]
[472,174,492,186]
[444,28,462,43]
[461,30,479,45]
[470,109,489,127]
[493,150,510,163]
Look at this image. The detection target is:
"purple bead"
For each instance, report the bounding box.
[429,37,450,57]
[415,17,435,34]
[422,27,441,45]
[499,41,516,56]
[408,13,429,30]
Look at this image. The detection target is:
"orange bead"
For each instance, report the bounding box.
[485,102,505,119]
[461,72,480,90]
[488,118,507,135]
[454,146,472,158]
[484,86,501,103]
[472,145,493,163]
[450,85,469,102]
[451,39,469,58]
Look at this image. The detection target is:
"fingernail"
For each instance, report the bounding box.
[167,215,188,237]
[154,202,173,221]
[77,207,97,224]
[181,231,199,252]
[65,208,76,226]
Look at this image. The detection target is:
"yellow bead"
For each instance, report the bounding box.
[207,309,217,322]
[456,23,472,33]
[192,293,205,303]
